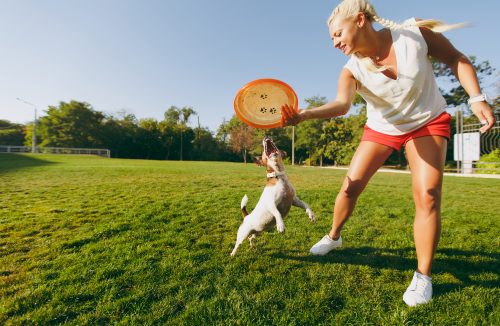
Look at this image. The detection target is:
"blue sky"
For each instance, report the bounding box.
[1,0,499,132]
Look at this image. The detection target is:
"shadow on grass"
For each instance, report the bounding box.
[272,247,499,297]
[0,154,57,174]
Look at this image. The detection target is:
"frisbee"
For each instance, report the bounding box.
[234,78,298,129]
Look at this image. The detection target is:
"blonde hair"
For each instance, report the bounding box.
[328,0,467,72]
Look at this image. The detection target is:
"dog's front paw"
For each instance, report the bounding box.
[307,209,316,223]
[276,222,285,233]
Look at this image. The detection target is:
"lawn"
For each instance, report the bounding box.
[0,154,498,325]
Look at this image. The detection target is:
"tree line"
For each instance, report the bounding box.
[1,56,497,166]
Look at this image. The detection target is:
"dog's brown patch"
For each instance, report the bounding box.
[266,178,278,186]
[276,180,295,216]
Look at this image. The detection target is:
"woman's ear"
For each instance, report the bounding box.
[356,12,367,28]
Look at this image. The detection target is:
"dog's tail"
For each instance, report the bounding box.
[241,195,249,218]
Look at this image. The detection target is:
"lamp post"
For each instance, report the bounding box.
[16,97,37,153]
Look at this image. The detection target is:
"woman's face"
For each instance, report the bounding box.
[328,15,361,56]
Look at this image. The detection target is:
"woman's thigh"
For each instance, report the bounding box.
[405,136,448,201]
[341,141,394,195]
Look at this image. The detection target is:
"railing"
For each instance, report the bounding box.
[466,160,500,175]
[455,108,500,174]
[0,146,110,158]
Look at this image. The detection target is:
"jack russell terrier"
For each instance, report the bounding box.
[230,136,315,256]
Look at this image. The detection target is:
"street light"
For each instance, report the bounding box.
[16,97,37,153]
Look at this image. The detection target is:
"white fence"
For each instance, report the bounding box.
[455,108,500,174]
[0,146,110,158]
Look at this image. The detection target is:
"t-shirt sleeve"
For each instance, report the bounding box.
[343,56,360,82]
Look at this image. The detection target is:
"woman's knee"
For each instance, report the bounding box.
[414,187,442,211]
[339,177,365,199]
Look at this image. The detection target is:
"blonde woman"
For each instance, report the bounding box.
[281,0,495,306]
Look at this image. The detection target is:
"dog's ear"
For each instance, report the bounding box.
[279,150,287,158]
[253,156,264,166]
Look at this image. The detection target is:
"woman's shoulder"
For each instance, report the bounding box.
[396,17,420,35]
[343,55,367,82]
[397,17,426,45]
[344,55,361,72]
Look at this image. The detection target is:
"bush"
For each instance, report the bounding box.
[476,149,500,174]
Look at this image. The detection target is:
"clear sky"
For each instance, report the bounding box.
[1,0,499,132]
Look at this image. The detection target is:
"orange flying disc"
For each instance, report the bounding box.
[234,78,298,129]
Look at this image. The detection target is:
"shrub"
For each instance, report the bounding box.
[476,148,500,174]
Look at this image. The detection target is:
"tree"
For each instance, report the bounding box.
[295,96,328,165]
[138,118,162,160]
[432,56,495,113]
[163,106,197,160]
[294,94,367,166]
[215,117,243,162]
[216,118,230,144]
[322,110,366,165]
[179,107,196,160]
[164,107,181,125]
[101,112,141,158]
[37,101,105,148]
[228,120,255,163]
[191,127,223,161]
[0,120,25,146]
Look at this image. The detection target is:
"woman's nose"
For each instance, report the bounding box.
[333,38,341,48]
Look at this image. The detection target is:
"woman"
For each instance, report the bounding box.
[281,0,495,307]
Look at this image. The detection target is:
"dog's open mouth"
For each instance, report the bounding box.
[264,137,279,157]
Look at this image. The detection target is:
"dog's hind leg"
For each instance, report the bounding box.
[248,234,258,249]
[292,196,316,222]
[230,223,253,256]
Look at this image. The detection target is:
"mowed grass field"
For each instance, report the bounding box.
[0,154,499,325]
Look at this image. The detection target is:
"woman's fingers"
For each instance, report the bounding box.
[280,104,305,127]
[280,104,296,127]
[480,108,496,134]
[472,102,496,133]
[283,104,294,118]
[280,105,289,126]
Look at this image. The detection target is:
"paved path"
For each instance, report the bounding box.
[303,166,500,179]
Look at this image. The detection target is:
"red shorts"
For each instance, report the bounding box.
[361,112,451,151]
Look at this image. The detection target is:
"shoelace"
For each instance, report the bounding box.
[414,276,428,295]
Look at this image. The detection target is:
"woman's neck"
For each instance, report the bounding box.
[357,28,392,61]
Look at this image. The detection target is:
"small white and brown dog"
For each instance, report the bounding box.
[230,136,315,256]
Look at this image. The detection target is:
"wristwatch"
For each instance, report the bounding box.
[468,94,488,105]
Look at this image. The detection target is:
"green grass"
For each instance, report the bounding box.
[0,154,499,325]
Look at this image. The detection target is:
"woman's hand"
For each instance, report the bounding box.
[471,101,496,134]
[280,104,305,127]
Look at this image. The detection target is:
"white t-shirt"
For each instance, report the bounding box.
[344,18,447,135]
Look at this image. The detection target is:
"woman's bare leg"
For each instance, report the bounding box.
[328,141,393,239]
[405,136,447,276]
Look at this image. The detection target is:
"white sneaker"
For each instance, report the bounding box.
[403,271,433,307]
[309,235,342,255]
